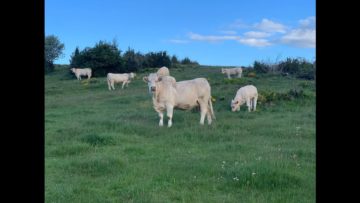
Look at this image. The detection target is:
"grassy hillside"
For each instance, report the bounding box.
[45,65,315,202]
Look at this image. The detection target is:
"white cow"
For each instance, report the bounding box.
[143,75,215,127]
[231,85,258,112]
[221,67,243,79]
[157,66,170,77]
[107,72,136,90]
[70,68,92,80]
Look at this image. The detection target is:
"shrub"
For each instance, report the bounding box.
[254,61,271,73]
[247,72,256,78]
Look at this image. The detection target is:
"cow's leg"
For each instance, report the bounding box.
[107,80,111,90]
[198,101,207,125]
[227,74,231,79]
[253,96,258,111]
[158,111,164,127]
[206,110,212,125]
[246,99,251,112]
[122,81,126,89]
[166,105,174,127]
[250,98,253,111]
[111,81,115,90]
[126,80,130,87]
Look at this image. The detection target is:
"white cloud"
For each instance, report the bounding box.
[281,28,315,48]
[168,39,189,44]
[299,16,316,28]
[254,19,287,33]
[228,19,250,29]
[244,31,271,38]
[238,38,272,47]
[188,32,240,42]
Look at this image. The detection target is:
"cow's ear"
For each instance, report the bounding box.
[143,76,148,83]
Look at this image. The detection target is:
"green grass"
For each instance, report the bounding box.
[45,66,315,202]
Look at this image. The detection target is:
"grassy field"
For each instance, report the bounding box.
[45,65,315,202]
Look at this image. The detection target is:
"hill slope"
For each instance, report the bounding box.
[45,66,315,202]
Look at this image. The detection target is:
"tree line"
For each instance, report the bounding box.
[44,35,198,76]
[45,35,315,80]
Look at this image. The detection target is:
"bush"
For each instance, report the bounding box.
[247,72,256,78]
[45,61,54,73]
[254,61,271,73]
[277,58,315,80]
[259,88,308,105]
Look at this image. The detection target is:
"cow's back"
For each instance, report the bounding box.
[175,78,210,107]
[237,85,257,98]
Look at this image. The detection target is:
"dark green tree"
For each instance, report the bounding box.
[171,55,179,64]
[69,40,124,77]
[123,48,145,72]
[45,35,64,73]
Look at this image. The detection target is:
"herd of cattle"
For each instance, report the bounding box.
[70,66,258,127]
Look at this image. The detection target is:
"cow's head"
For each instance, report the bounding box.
[70,68,76,73]
[143,73,160,94]
[130,72,136,79]
[221,68,226,74]
[231,99,243,112]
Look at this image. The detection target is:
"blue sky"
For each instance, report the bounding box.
[45,0,315,66]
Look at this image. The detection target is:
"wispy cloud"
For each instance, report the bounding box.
[168,39,189,44]
[188,32,240,42]
[244,31,271,38]
[299,16,315,28]
[228,19,250,29]
[281,28,315,48]
[238,38,272,47]
[219,30,237,35]
[171,16,315,49]
[254,19,287,33]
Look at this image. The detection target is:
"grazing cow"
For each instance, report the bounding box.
[143,75,215,127]
[107,72,136,90]
[157,66,170,77]
[70,68,92,80]
[231,85,258,112]
[221,67,243,79]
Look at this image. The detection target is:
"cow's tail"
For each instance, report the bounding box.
[208,97,216,119]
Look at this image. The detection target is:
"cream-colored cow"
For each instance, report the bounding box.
[231,85,258,112]
[143,75,215,127]
[107,72,136,90]
[221,67,243,79]
[70,68,92,80]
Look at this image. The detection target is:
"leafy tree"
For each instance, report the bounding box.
[144,51,171,68]
[123,48,145,72]
[69,40,124,76]
[171,55,179,64]
[45,35,64,73]
[181,57,199,65]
